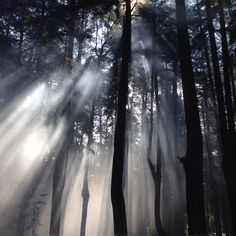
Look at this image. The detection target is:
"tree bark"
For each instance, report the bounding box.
[217,0,235,133]
[175,0,207,234]
[80,163,90,236]
[111,0,131,235]
[205,0,236,232]
[202,97,222,236]
[152,24,169,235]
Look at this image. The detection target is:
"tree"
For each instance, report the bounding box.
[111,0,131,235]
[175,0,207,234]
[204,0,236,232]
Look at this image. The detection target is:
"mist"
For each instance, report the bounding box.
[1,0,235,235]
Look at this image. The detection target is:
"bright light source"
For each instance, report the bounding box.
[23,132,45,159]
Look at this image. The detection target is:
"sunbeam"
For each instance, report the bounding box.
[0,0,234,235]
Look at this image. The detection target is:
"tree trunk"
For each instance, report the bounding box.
[152,26,169,235]
[204,0,228,140]
[217,0,235,133]
[49,122,72,236]
[147,72,169,236]
[175,0,207,234]
[111,0,131,235]
[202,98,222,236]
[80,163,90,236]
[172,59,178,156]
[205,0,236,232]
[67,0,77,60]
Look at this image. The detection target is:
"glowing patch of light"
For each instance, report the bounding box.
[23,132,45,159]
[19,86,46,117]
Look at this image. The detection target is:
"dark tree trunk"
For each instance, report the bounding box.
[146,46,154,173]
[202,97,222,236]
[146,43,168,236]
[87,101,95,150]
[172,60,186,236]
[146,20,170,233]
[201,30,217,108]
[222,201,231,235]
[218,11,236,229]
[110,0,131,235]
[172,59,178,155]
[66,0,77,71]
[175,0,207,234]
[79,90,97,236]
[217,0,235,133]
[205,0,236,232]
[229,63,236,118]
[49,124,72,236]
[80,164,90,236]
[148,150,169,236]
[141,91,147,135]
[204,0,227,141]
[77,10,85,65]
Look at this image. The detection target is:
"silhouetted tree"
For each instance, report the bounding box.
[205,0,236,232]
[175,0,207,234]
[111,0,131,235]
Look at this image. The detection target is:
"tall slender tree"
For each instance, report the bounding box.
[205,0,236,232]
[146,17,169,236]
[175,0,207,234]
[111,0,131,234]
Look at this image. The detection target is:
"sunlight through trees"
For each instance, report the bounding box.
[0,0,236,235]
